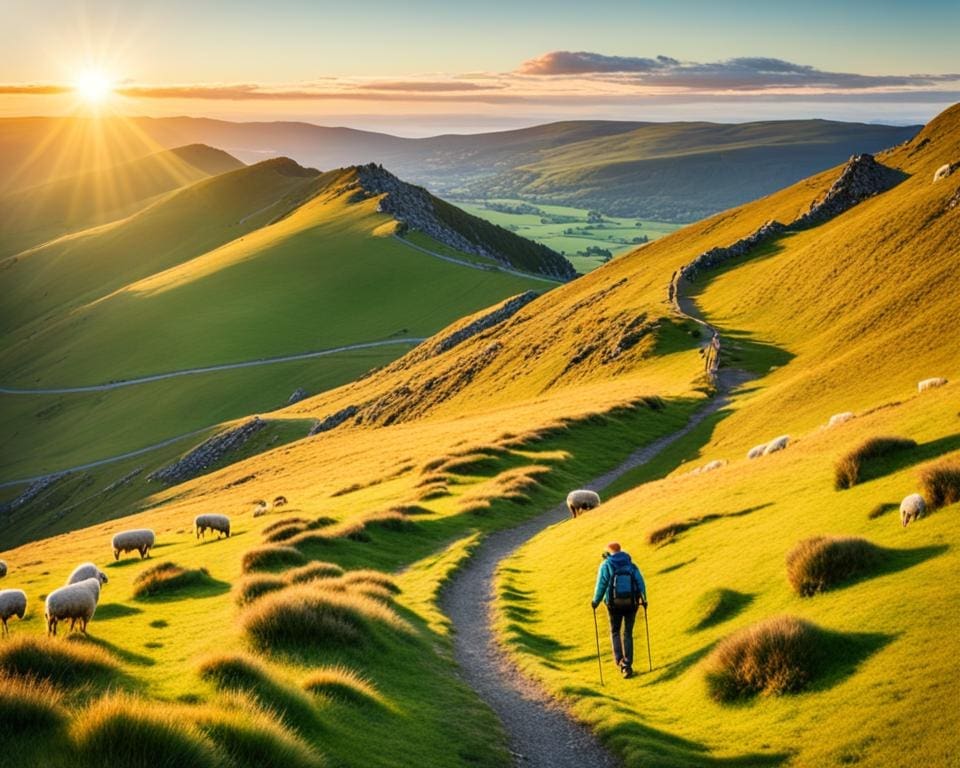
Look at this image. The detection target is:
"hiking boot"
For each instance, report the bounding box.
[621,664,633,679]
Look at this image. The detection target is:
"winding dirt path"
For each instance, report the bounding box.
[0,338,424,395]
[441,381,745,767]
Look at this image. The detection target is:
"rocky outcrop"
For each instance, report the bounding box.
[432,292,538,357]
[793,154,900,228]
[0,473,65,516]
[148,417,266,485]
[287,388,309,405]
[679,220,786,282]
[351,164,575,280]
[309,405,358,436]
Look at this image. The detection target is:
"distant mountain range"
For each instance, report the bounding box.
[0,116,919,222]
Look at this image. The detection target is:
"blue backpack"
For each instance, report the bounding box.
[608,563,640,608]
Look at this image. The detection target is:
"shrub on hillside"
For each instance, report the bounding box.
[241,585,408,653]
[71,695,218,768]
[242,545,306,574]
[302,665,382,707]
[196,693,323,768]
[786,536,882,596]
[0,635,118,687]
[704,616,826,701]
[834,436,917,489]
[133,562,216,598]
[919,460,960,509]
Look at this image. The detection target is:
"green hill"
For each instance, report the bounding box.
[0,105,956,768]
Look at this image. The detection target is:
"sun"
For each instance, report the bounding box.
[74,69,114,104]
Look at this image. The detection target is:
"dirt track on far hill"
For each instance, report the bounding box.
[441,375,749,767]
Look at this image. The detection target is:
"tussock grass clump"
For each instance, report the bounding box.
[196,693,324,768]
[0,676,66,732]
[242,545,306,574]
[262,517,307,535]
[0,635,119,687]
[388,504,433,516]
[340,569,401,594]
[241,586,408,653]
[786,536,882,596]
[834,436,917,489]
[305,516,337,530]
[235,575,287,606]
[286,561,343,584]
[302,665,383,707]
[919,460,960,509]
[197,654,317,730]
[868,502,898,519]
[72,694,218,768]
[362,511,416,532]
[264,523,307,543]
[132,561,215,598]
[704,616,825,701]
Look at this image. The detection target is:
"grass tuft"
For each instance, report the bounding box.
[132,561,216,598]
[834,436,917,489]
[302,665,383,707]
[262,517,307,534]
[242,546,306,574]
[704,616,825,701]
[0,635,119,687]
[0,676,66,732]
[785,536,883,596]
[919,459,960,509]
[234,574,287,606]
[646,521,691,545]
[72,694,218,768]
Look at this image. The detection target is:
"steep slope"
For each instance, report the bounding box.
[0,144,244,256]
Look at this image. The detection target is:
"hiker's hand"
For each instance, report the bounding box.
[591,600,599,610]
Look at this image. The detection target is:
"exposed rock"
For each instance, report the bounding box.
[351,164,575,280]
[148,417,266,485]
[287,388,309,405]
[432,291,538,357]
[0,473,66,516]
[793,154,901,227]
[309,405,358,435]
[102,466,144,493]
[680,220,786,282]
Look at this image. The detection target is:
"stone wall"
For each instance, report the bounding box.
[148,417,266,485]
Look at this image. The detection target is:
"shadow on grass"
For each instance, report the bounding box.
[851,433,960,486]
[95,603,143,620]
[600,715,790,767]
[820,544,949,595]
[657,558,697,575]
[689,589,754,633]
[654,641,717,683]
[503,623,573,661]
[807,629,895,695]
[84,635,156,667]
[650,503,773,547]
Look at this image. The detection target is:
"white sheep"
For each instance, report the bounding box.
[0,589,26,636]
[918,377,948,392]
[0,560,6,578]
[828,412,855,428]
[195,513,231,540]
[252,500,270,517]
[566,489,600,518]
[273,495,288,507]
[701,459,727,473]
[900,493,927,527]
[933,163,954,182]
[112,529,155,560]
[67,562,109,586]
[763,435,790,455]
[747,444,767,460]
[45,577,101,635]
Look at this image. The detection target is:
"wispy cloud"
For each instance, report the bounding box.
[0,84,70,95]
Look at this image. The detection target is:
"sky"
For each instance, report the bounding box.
[2,0,958,135]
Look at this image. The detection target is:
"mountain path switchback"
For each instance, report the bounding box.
[441,377,749,768]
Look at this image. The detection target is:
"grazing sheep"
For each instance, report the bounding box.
[566,489,600,518]
[828,412,855,428]
[273,495,288,507]
[0,560,6,578]
[764,435,790,455]
[934,163,955,182]
[701,459,726,473]
[252,500,270,517]
[195,513,231,540]
[747,444,767,460]
[0,589,26,636]
[45,578,101,635]
[918,377,948,392]
[111,529,155,560]
[900,493,927,527]
[67,562,108,586]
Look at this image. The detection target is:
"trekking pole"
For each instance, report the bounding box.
[642,604,653,672]
[592,607,604,686]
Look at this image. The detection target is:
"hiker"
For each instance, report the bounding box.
[591,542,647,678]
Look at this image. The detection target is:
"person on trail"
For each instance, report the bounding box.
[591,542,647,679]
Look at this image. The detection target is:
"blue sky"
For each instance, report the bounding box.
[2,0,958,132]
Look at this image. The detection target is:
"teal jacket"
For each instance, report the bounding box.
[592,551,646,607]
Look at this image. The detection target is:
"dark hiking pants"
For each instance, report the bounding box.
[607,605,638,667]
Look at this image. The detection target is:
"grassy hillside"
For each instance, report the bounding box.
[0,144,243,257]
[0,106,956,768]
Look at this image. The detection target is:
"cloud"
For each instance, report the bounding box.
[0,84,70,95]
[356,81,503,92]
[517,51,960,91]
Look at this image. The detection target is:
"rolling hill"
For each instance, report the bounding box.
[1,116,918,223]
[0,104,957,768]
